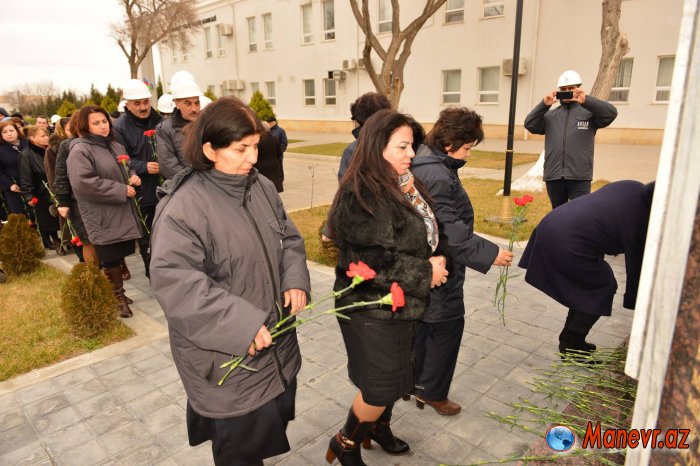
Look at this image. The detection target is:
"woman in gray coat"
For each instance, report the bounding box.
[67,106,143,318]
[150,97,311,466]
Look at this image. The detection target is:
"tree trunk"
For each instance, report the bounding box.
[129,61,138,79]
[590,0,630,99]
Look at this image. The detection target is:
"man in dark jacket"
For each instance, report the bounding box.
[113,79,162,278]
[524,70,618,209]
[411,108,512,415]
[519,180,654,360]
[157,80,201,180]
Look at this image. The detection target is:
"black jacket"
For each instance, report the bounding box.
[54,139,74,207]
[331,183,433,321]
[18,143,50,202]
[113,107,162,206]
[255,133,284,192]
[412,144,499,322]
[0,141,24,191]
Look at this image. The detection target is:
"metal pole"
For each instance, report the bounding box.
[504,0,524,197]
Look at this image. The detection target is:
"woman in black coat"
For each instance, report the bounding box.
[410,108,513,415]
[254,123,284,192]
[19,125,60,248]
[0,120,27,215]
[519,180,655,357]
[327,109,448,465]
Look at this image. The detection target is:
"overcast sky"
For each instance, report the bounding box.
[1,0,161,96]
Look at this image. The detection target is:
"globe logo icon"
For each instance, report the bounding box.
[545,425,576,451]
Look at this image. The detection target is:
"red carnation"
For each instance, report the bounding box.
[514,197,527,206]
[390,282,405,312]
[346,261,377,281]
[75,240,83,247]
[117,155,130,164]
[143,129,156,137]
[29,197,38,206]
[522,194,534,203]
[71,236,80,244]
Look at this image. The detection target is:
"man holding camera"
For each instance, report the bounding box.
[525,70,618,208]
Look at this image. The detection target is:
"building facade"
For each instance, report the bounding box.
[157,0,682,144]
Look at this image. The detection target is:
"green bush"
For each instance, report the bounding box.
[61,263,119,338]
[249,91,274,121]
[0,214,45,276]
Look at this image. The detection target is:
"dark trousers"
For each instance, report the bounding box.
[414,318,465,401]
[137,205,156,277]
[2,190,25,215]
[546,180,592,209]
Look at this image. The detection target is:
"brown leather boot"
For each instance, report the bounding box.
[415,397,461,416]
[120,259,131,281]
[104,267,133,318]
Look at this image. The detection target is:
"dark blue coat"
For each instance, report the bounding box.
[411,145,499,322]
[113,107,162,206]
[0,141,25,190]
[519,180,653,315]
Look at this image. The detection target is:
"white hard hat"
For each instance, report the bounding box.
[169,70,196,89]
[558,70,582,88]
[171,81,202,100]
[157,94,175,113]
[199,95,213,109]
[117,100,126,112]
[50,114,61,124]
[122,79,152,100]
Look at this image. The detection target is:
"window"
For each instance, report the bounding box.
[247,17,257,52]
[204,27,213,58]
[263,13,273,50]
[207,85,215,95]
[378,0,392,33]
[217,25,226,57]
[442,70,461,103]
[655,56,675,102]
[323,0,335,40]
[445,0,464,23]
[171,45,178,63]
[303,79,316,105]
[301,4,313,44]
[483,0,505,17]
[250,82,260,95]
[479,67,499,103]
[181,49,188,62]
[609,58,633,102]
[324,79,336,105]
[265,81,276,106]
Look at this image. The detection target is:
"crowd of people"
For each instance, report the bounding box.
[1,69,654,465]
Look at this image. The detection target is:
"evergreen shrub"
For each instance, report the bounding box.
[0,214,45,276]
[61,263,119,338]
[249,91,274,121]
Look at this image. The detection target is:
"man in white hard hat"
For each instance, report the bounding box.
[157,80,202,180]
[113,78,163,279]
[524,70,618,208]
[157,93,175,118]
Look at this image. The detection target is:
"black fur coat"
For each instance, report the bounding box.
[331,183,433,320]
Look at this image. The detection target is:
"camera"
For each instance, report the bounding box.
[556,91,574,100]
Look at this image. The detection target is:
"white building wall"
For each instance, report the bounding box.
[158,0,682,141]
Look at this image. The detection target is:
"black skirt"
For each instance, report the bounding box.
[94,239,136,263]
[33,195,59,234]
[338,310,417,406]
[67,200,90,244]
[186,379,297,466]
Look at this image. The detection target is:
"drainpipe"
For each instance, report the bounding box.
[524,0,541,141]
[230,0,241,96]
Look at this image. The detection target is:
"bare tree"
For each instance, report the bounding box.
[111,0,199,78]
[590,0,630,99]
[349,0,447,108]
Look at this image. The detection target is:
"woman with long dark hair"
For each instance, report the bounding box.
[150,97,310,465]
[0,120,27,215]
[67,106,143,317]
[19,125,60,248]
[327,109,448,465]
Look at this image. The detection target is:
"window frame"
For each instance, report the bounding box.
[204,26,213,58]
[445,0,464,24]
[322,0,336,41]
[247,17,257,52]
[303,79,316,106]
[265,81,276,106]
[378,0,392,34]
[216,24,226,57]
[250,82,260,96]
[609,58,634,103]
[482,0,505,18]
[654,56,675,103]
[442,69,461,104]
[262,13,273,50]
[324,78,337,106]
[301,3,313,44]
[478,66,500,104]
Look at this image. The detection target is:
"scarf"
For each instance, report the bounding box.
[399,169,438,252]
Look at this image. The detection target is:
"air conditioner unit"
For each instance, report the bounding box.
[502,58,527,76]
[234,80,245,90]
[224,80,237,90]
[357,58,366,70]
[222,24,234,36]
[342,59,357,71]
[327,70,347,80]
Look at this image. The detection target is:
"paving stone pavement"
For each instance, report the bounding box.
[0,247,634,465]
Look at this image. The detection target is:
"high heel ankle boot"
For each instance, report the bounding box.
[326,409,373,466]
[104,267,133,318]
[361,403,409,455]
[120,259,131,281]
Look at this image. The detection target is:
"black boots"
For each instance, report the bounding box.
[559,309,600,360]
[104,266,133,318]
[362,404,410,455]
[326,409,373,466]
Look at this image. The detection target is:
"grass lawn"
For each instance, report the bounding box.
[288,142,539,170]
[287,139,304,144]
[0,264,133,382]
[289,179,609,265]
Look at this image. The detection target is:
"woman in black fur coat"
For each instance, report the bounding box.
[326,110,448,465]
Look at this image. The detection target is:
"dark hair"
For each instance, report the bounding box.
[266,115,277,123]
[409,119,426,153]
[350,92,391,126]
[425,107,484,154]
[36,116,48,122]
[74,106,114,139]
[0,120,25,142]
[184,96,264,171]
[331,109,429,223]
